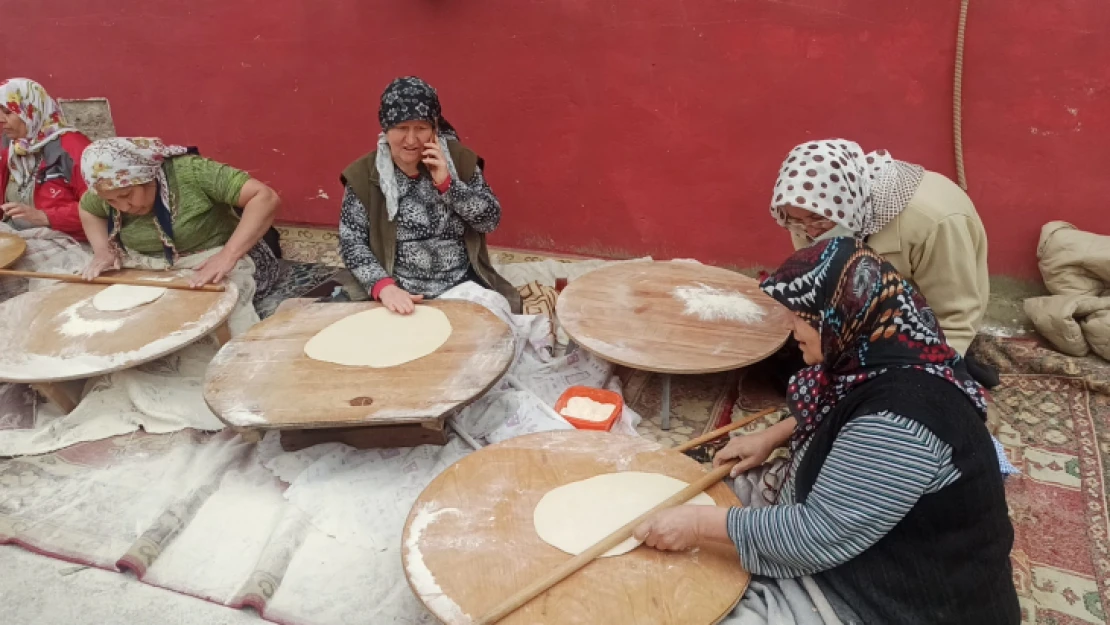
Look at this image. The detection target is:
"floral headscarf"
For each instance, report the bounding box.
[760,237,987,454]
[1,78,78,201]
[81,138,190,264]
[375,77,460,221]
[769,139,925,238]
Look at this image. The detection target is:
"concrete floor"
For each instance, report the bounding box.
[0,279,1041,625]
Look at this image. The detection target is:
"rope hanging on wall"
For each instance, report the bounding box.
[953,0,971,191]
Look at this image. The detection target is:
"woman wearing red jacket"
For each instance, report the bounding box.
[0,78,90,241]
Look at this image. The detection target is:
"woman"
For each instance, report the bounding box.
[635,238,1019,625]
[339,76,521,315]
[770,139,987,357]
[79,138,282,305]
[0,78,90,240]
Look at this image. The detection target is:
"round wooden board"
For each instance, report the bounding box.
[203,300,515,429]
[0,269,237,383]
[402,430,750,625]
[0,232,27,269]
[556,261,793,374]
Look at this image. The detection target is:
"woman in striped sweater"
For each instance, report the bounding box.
[635,237,1019,625]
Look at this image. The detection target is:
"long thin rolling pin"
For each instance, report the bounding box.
[0,269,225,292]
[475,458,738,625]
[675,406,778,453]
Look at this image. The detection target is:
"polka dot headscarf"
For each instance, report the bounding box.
[770,139,924,237]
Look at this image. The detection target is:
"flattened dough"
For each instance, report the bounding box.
[533,471,716,557]
[304,306,453,367]
[92,284,168,312]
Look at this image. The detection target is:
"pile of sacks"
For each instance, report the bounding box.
[1025,221,1110,360]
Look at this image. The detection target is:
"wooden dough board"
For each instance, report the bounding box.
[0,268,237,383]
[0,232,26,269]
[203,299,515,447]
[556,261,792,374]
[402,430,750,625]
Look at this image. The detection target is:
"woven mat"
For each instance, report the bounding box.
[729,335,1110,624]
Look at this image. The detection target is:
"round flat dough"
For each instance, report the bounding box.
[304,306,453,367]
[92,284,168,312]
[533,471,716,558]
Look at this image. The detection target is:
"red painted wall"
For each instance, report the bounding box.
[7,0,1109,277]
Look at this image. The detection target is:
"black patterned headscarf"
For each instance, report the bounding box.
[378,77,456,136]
[759,237,987,454]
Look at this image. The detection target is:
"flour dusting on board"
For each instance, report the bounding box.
[672,283,764,323]
[406,505,472,624]
[57,300,127,336]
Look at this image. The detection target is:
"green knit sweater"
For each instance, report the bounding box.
[80,156,248,255]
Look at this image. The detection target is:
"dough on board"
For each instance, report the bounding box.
[92,284,168,312]
[533,471,716,557]
[304,306,453,367]
[559,396,617,422]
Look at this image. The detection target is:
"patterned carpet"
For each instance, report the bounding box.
[726,334,1110,624]
[974,335,1110,625]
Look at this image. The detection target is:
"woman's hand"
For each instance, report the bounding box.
[379,284,424,315]
[635,506,730,551]
[82,248,121,280]
[715,430,781,477]
[422,138,449,186]
[189,250,238,288]
[2,203,50,228]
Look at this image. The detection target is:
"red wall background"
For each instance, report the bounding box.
[6,0,1108,277]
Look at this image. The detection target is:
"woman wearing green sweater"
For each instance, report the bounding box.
[78,138,281,304]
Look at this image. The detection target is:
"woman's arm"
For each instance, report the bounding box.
[224,180,279,260]
[78,207,121,279]
[725,413,957,577]
[189,178,280,287]
[339,186,392,297]
[639,413,957,577]
[445,166,501,233]
[909,215,986,355]
[338,185,425,313]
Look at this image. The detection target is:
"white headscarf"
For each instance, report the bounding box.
[769,139,924,237]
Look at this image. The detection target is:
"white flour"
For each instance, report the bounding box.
[405,505,472,624]
[560,396,616,422]
[57,300,128,337]
[672,283,765,324]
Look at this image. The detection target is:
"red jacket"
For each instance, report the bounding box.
[0,132,91,241]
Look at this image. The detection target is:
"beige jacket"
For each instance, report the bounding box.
[1023,222,1110,360]
[792,171,989,354]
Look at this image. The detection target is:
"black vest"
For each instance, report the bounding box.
[795,369,1019,625]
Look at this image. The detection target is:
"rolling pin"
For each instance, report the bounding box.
[0,269,226,292]
[675,407,778,453]
[476,458,739,625]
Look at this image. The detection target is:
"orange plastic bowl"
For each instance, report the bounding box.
[554,386,624,432]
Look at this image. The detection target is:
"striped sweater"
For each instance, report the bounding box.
[726,411,960,578]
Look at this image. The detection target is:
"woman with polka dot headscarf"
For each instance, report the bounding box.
[769,139,989,359]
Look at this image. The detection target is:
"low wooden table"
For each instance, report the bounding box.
[0,232,26,269]
[203,299,515,451]
[0,269,238,412]
[556,261,792,429]
[402,430,750,624]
